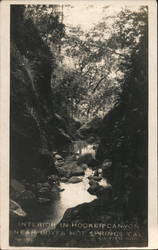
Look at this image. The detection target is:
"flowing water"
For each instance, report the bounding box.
[74,141,96,159]
[12,142,108,244]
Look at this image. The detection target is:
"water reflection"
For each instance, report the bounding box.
[12,143,105,245]
[52,168,97,228]
[15,168,97,244]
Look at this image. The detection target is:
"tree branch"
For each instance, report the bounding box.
[92,76,107,93]
[91,43,126,58]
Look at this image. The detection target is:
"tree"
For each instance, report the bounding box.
[25,5,65,51]
[55,7,147,121]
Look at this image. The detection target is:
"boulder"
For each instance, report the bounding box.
[54,154,63,160]
[60,177,68,183]
[71,166,84,176]
[87,181,100,195]
[10,199,26,217]
[88,181,112,196]
[21,190,35,200]
[80,163,88,170]
[98,168,103,174]
[96,184,112,198]
[94,169,99,176]
[57,162,84,178]
[48,175,59,182]
[52,151,58,156]
[88,175,102,182]
[38,187,50,194]
[55,160,64,167]
[58,159,65,163]
[57,166,71,178]
[89,179,99,186]
[93,176,102,182]
[10,179,25,193]
[68,177,82,183]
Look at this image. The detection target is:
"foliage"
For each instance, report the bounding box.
[10,5,67,179]
[51,6,148,121]
[96,6,148,221]
[20,5,148,124]
[25,5,65,50]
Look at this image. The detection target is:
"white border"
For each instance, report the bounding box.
[0,1,10,249]
[148,0,157,247]
[0,0,157,249]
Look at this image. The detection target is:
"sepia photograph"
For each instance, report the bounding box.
[0,0,157,249]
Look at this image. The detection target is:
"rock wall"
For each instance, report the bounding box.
[10,5,71,180]
[96,29,148,221]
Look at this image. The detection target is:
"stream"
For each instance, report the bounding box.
[11,142,108,245]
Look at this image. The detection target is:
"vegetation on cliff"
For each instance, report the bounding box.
[10,5,70,180]
[10,5,148,248]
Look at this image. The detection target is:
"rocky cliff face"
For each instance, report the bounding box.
[10,6,74,227]
[10,6,71,181]
[96,30,148,221]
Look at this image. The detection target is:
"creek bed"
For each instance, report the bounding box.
[10,143,108,245]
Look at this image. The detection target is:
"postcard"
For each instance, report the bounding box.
[0,0,157,249]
